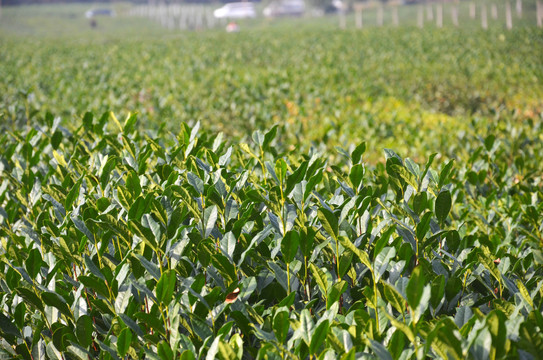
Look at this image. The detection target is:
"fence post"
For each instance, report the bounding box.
[392,5,399,26]
[354,4,363,29]
[436,2,443,27]
[418,5,424,28]
[339,9,346,29]
[505,0,513,29]
[451,4,459,26]
[426,2,434,21]
[469,2,476,19]
[491,4,498,19]
[516,0,522,18]
[536,0,543,27]
[377,5,383,26]
[481,4,487,29]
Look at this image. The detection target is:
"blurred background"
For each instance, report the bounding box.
[0,0,542,161]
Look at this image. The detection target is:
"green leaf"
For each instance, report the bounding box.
[281,230,300,264]
[369,339,393,360]
[435,190,452,223]
[117,328,132,357]
[187,172,204,195]
[123,113,138,134]
[416,212,432,241]
[391,164,418,190]
[338,236,372,271]
[420,153,437,185]
[275,158,287,183]
[299,227,316,258]
[211,253,237,286]
[135,312,166,336]
[427,318,462,360]
[351,142,366,164]
[42,292,73,320]
[0,312,21,339]
[430,275,446,309]
[310,320,329,355]
[220,232,236,261]
[217,339,237,360]
[383,283,406,315]
[374,246,396,282]
[318,208,338,240]
[78,275,110,299]
[383,311,414,343]
[72,216,94,242]
[25,248,44,279]
[438,160,454,189]
[65,177,83,210]
[273,310,290,344]
[126,170,142,198]
[156,270,177,305]
[309,264,328,298]
[202,205,218,238]
[84,255,105,281]
[406,266,425,310]
[239,143,259,161]
[16,287,44,312]
[262,125,278,149]
[46,342,63,360]
[286,160,308,196]
[128,196,150,221]
[278,292,296,308]
[327,280,347,309]
[14,303,25,330]
[134,254,161,281]
[76,315,94,348]
[477,250,501,286]
[158,340,174,360]
[486,310,509,359]
[180,350,196,360]
[299,309,314,346]
[516,280,533,309]
[349,163,364,190]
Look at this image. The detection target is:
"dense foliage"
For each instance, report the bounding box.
[1,4,543,360]
[0,111,542,359]
[2,22,542,161]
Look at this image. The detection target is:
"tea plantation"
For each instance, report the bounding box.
[0,4,542,360]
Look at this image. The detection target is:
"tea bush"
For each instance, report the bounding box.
[0,112,541,359]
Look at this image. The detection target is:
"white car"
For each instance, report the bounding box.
[263,0,305,17]
[85,8,115,19]
[213,2,257,19]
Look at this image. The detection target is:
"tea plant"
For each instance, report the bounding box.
[0,113,541,359]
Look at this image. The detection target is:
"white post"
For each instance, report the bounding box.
[469,2,476,19]
[491,4,498,19]
[481,4,487,29]
[436,2,443,27]
[339,10,346,29]
[418,5,424,28]
[355,7,363,29]
[536,0,543,27]
[377,5,383,26]
[505,0,513,29]
[426,3,434,21]
[516,0,522,18]
[392,6,399,26]
[451,5,459,26]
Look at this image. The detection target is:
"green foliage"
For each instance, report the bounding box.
[0,113,541,359]
[0,7,542,357]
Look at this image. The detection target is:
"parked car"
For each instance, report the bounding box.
[213,2,257,19]
[263,0,305,17]
[85,8,115,19]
